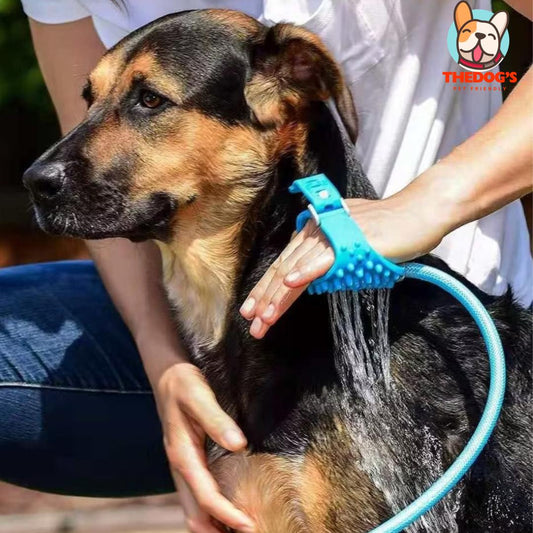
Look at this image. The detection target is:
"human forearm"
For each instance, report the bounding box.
[87,239,188,385]
[242,68,533,337]
[402,66,533,237]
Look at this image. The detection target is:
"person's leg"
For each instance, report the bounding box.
[0,260,174,497]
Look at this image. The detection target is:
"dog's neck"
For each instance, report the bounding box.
[157,210,247,351]
[157,102,374,352]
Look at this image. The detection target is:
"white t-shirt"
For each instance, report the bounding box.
[22,0,533,306]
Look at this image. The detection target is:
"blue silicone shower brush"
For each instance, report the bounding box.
[289,174,405,294]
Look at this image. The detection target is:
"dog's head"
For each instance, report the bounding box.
[24,10,357,242]
[454,1,508,65]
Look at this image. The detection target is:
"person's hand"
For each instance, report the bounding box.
[153,362,255,533]
[240,191,449,339]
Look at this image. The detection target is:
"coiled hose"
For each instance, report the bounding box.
[370,262,506,533]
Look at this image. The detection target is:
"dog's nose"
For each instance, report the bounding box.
[23,161,66,202]
[475,32,486,40]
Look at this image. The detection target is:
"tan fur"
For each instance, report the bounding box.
[84,113,139,171]
[118,52,183,103]
[205,8,263,37]
[212,452,310,533]
[299,455,332,532]
[138,113,272,347]
[86,51,184,172]
[90,52,124,99]
[211,442,384,533]
[91,50,182,104]
[245,24,357,142]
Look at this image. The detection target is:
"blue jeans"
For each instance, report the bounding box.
[0,260,174,497]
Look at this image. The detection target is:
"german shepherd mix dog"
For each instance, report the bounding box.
[23,10,531,533]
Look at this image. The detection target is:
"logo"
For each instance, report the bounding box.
[448,1,509,71]
[442,1,517,91]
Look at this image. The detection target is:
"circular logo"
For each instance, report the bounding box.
[448,4,509,72]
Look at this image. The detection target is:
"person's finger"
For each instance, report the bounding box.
[165,416,255,532]
[239,220,317,319]
[186,518,224,533]
[283,240,334,288]
[249,316,269,339]
[175,447,255,532]
[175,477,224,533]
[253,230,324,321]
[258,241,332,324]
[252,245,333,337]
[181,382,247,452]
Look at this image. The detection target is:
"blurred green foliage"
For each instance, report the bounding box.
[0,0,54,118]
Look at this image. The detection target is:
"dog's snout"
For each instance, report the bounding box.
[23,162,66,202]
[475,32,486,40]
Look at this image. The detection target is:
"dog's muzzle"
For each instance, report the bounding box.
[23,161,69,204]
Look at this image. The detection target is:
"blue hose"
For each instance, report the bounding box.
[369,262,506,533]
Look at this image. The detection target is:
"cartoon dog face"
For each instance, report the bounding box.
[454,1,508,69]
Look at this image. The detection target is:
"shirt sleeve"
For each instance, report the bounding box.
[21,0,91,24]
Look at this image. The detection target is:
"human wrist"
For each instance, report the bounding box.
[135,330,190,389]
[405,156,477,238]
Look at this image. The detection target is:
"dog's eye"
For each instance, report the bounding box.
[140,90,164,109]
[461,29,471,34]
[488,33,496,40]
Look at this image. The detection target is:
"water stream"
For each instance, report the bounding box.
[327,289,461,532]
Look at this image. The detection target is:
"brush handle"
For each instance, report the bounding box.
[289,174,404,294]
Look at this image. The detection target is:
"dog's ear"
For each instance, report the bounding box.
[454,1,472,30]
[245,24,357,143]
[490,11,509,38]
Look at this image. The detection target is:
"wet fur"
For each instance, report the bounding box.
[25,10,532,532]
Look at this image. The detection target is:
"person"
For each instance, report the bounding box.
[0,1,530,532]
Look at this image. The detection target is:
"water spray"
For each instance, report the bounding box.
[289,174,506,533]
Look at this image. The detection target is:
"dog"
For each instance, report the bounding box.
[23,10,531,532]
[454,1,508,70]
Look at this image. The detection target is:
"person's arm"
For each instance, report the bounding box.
[28,17,254,533]
[241,61,533,338]
[505,0,532,21]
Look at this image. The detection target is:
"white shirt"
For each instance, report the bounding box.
[22,0,533,306]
